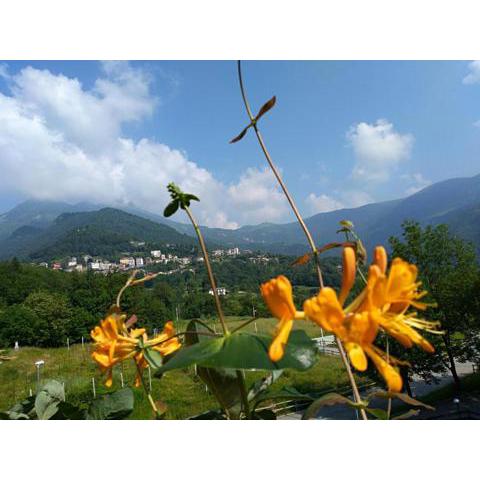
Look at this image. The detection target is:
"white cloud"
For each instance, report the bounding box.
[341,190,373,207]
[0,62,292,229]
[474,120,480,128]
[227,167,289,225]
[306,189,372,215]
[306,193,344,214]
[463,61,480,85]
[403,173,432,196]
[347,119,414,183]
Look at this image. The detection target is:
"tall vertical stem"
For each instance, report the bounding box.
[184,205,252,418]
[236,60,367,420]
[184,206,229,335]
[237,62,324,288]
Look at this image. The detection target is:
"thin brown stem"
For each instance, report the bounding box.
[386,336,392,419]
[335,338,368,420]
[183,206,229,335]
[236,60,369,418]
[116,270,138,308]
[237,61,324,288]
[230,316,257,334]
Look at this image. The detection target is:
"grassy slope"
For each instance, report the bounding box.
[0,316,370,419]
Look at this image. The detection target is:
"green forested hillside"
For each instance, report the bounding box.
[0,208,197,261]
[0,254,341,348]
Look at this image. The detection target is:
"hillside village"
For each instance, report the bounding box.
[35,244,273,278]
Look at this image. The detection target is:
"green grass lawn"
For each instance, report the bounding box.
[0,316,371,419]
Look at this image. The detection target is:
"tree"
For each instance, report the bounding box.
[0,304,37,347]
[23,291,74,347]
[388,221,480,391]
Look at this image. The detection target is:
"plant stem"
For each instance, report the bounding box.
[236,370,251,419]
[145,330,220,348]
[183,206,229,335]
[335,337,368,420]
[183,205,251,418]
[236,60,367,419]
[116,270,138,308]
[237,61,324,288]
[135,362,158,416]
[386,336,392,420]
[230,316,258,334]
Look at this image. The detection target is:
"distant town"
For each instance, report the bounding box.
[34,244,273,278]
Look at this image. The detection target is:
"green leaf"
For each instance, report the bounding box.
[5,396,36,419]
[302,393,359,420]
[366,408,389,420]
[157,330,317,374]
[369,390,434,411]
[157,336,225,372]
[253,387,313,413]
[143,348,164,369]
[247,370,283,402]
[184,193,200,205]
[35,380,65,420]
[163,200,180,217]
[393,409,420,420]
[86,388,134,420]
[185,320,243,419]
[52,402,86,420]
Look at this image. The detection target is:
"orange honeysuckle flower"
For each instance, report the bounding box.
[133,321,182,386]
[361,253,439,353]
[91,315,181,387]
[304,286,403,392]
[260,275,305,362]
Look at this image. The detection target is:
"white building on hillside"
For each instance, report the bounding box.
[209,287,227,296]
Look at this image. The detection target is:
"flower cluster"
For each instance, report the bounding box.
[91,314,181,387]
[260,246,440,392]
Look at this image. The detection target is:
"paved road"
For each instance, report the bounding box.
[280,360,476,420]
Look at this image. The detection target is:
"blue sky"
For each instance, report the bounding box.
[0,60,479,228]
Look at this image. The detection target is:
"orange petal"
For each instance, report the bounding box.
[339,247,356,305]
[261,276,296,321]
[345,342,368,371]
[303,287,344,333]
[269,319,294,362]
[365,347,403,392]
[373,246,388,274]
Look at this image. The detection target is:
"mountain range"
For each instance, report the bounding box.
[0,173,479,261]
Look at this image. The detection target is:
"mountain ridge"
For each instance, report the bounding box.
[1,172,479,258]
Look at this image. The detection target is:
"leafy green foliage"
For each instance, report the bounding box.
[387,221,480,389]
[165,183,200,214]
[0,380,134,420]
[157,330,317,373]
[184,320,243,418]
[35,380,66,419]
[86,388,134,420]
